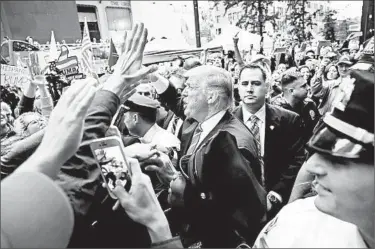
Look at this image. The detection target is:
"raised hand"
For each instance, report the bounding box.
[29,77,98,177]
[233,32,240,45]
[103,23,158,100]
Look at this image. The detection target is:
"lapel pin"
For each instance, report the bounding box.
[270,125,275,130]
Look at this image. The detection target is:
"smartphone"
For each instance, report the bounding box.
[111,104,127,128]
[274,47,287,54]
[89,136,131,199]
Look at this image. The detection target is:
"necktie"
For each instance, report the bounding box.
[248,115,265,187]
[170,114,179,135]
[186,125,203,155]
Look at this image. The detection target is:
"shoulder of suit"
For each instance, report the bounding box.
[222,114,256,145]
[267,103,300,119]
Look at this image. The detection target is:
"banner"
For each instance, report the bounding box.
[0,64,31,89]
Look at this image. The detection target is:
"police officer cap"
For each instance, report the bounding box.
[124,93,160,115]
[308,69,374,160]
[336,55,353,66]
[340,48,350,54]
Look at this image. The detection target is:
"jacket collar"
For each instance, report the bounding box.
[234,103,281,128]
[197,110,233,148]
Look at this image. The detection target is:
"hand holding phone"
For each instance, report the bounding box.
[90,136,132,199]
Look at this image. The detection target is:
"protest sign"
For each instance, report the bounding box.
[1,64,31,89]
[317,40,332,56]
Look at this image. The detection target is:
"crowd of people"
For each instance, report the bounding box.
[1,22,374,248]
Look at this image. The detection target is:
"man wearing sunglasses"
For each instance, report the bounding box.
[271,69,320,143]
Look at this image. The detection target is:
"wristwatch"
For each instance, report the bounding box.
[268,193,279,204]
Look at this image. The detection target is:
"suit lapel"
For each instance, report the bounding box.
[233,106,244,122]
[180,119,198,155]
[264,104,281,162]
[197,111,231,149]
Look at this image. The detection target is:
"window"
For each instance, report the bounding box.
[228,13,233,22]
[216,15,220,23]
[77,5,101,41]
[106,7,132,31]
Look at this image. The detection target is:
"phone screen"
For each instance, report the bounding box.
[111,105,126,128]
[94,145,130,191]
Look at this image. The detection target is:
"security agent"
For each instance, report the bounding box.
[234,63,305,219]
[271,68,320,143]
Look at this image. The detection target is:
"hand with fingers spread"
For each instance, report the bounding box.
[111,158,172,244]
[103,23,158,100]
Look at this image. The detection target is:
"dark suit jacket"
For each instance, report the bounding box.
[159,84,267,247]
[182,113,267,247]
[233,104,305,204]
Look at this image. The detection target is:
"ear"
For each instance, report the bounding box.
[133,113,138,123]
[207,91,219,104]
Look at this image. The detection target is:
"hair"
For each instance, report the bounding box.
[186,65,234,111]
[169,67,187,79]
[324,63,340,81]
[239,63,269,84]
[280,68,304,91]
[135,111,157,124]
[13,112,47,138]
[183,57,202,70]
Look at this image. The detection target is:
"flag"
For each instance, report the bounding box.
[80,17,96,77]
[48,31,58,62]
[108,38,119,69]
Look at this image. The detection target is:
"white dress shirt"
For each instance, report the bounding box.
[253,197,367,248]
[242,105,266,156]
[141,124,181,151]
[196,110,226,148]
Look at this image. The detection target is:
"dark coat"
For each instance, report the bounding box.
[159,84,267,247]
[181,112,267,247]
[233,104,305,204]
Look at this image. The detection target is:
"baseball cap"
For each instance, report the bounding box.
[336,55,354,66]
[307,69,374,159]
[1,172,74,248]
[340,48,350,54]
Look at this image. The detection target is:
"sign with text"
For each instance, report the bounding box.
[0,64,31,89]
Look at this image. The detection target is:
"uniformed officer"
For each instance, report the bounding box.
[271,68,320,142]
[123,93,180,152]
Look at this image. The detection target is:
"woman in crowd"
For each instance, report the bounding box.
[323,63,340,81]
